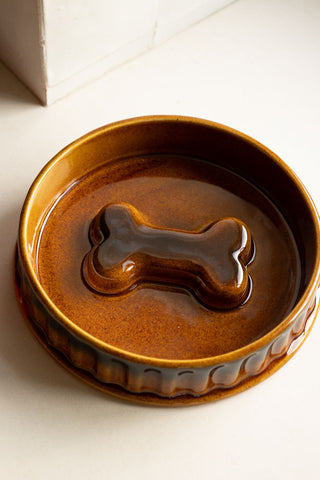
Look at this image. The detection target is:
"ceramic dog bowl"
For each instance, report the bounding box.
[15,116,320,406]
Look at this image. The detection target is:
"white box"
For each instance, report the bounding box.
[0,0,234,105]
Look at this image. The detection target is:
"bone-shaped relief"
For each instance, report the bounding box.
[82,203,254,310]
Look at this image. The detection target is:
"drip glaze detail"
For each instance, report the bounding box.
[82,203,254,310]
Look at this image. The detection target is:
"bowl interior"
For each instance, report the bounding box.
[21,117,320,361]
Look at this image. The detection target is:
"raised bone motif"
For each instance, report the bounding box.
[82,203,254,310]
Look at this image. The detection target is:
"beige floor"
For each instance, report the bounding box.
[0,0,320,478]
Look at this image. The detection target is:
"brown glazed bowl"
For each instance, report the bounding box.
[15,116,320,406]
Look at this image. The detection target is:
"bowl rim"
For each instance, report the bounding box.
[18,115,320,368]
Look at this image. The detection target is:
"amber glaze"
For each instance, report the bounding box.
[16,116,320,403]
[36,155,300,360]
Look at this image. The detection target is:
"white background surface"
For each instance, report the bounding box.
[0,0,233,104]
[1,0,320,478]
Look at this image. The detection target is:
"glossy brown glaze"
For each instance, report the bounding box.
[82,203,254,309]
[16,116,320,403]
[36,154,300,360]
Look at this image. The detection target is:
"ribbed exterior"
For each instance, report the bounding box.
[16,252,317,399]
